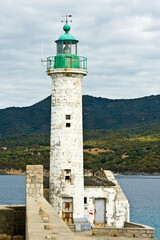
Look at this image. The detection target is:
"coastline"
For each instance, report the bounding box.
[0,168,160,176]
[0,169,25,175]
[114,172,160,176]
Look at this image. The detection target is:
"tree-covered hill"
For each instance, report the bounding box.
[83,95,160,129]
[0,94,160,137]
[0,97,51,137]
[0,121,160,173]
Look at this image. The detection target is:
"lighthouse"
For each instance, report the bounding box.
[47,15,89,230]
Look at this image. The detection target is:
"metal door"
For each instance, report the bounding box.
[95,198,106,224]
[62,197,73,224]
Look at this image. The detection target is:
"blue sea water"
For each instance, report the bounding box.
[116,175,160,240]
[0,175,26,205]
[0,175,159,239]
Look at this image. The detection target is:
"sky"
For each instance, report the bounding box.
[0,0,160,108]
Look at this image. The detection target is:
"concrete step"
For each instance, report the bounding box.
[67,224,76,232]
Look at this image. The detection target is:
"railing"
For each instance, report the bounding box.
[47,56,54,69]
[47,55,87,70]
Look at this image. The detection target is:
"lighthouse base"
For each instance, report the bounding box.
[73,218,91,232]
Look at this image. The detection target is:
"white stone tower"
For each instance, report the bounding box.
[47,16,89,229]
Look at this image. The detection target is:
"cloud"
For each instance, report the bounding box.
[0,0,160,108]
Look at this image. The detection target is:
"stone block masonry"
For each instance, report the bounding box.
[0,205,25,239]
[48,69,87,222]
[92,222,157,239]
[26,165,43,198]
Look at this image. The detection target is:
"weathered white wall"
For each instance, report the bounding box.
[48,69,87,220]
[104,170,130,227]
[84,187,117,226]
[84,171,130,228]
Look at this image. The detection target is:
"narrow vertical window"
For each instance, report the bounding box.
[66,115,71,120]
[65,169,71,183]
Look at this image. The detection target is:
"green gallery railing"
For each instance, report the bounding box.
[47,55,87,70]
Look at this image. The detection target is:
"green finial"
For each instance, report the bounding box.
[56,14,78,42]
[63,24,71,33]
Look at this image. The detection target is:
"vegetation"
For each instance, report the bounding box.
[1,94,160,137]
[83,121,160,173]
[0,134,50,170]
[0,94,160,173]
[0,120,160,173]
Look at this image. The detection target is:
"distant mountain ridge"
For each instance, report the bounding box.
[0,94,160,137]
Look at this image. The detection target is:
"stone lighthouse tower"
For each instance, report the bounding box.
[47,16,89,230]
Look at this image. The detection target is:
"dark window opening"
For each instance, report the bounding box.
[66,115,71,120]
[66,123,71,128]
[65,169,71,174]
[65,175,71,183]
[65,169,71,183]
[84,197,87,204]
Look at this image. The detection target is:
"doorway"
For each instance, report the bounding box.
[95,198,106,224]
[62,197,73,224]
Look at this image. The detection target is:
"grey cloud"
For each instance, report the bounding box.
[0,0,160,108]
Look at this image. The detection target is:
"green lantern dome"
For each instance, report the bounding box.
[55,24,78,42]
[47,19,87,70]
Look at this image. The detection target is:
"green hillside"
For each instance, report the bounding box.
[0,94,160,137]
[0,97,51,137]
[0,94,160,173]
[83,121,160,173]
[0,120,160,173]
[83,95,160,129]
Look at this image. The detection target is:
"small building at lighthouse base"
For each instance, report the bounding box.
[84,170,129,228]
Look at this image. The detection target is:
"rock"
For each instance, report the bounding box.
[44,225,53,230]
[0,234,8,240]
[13,236,23,240]
[7,236,12,240]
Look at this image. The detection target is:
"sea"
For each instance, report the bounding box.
[0,175,159,239]
[116,175,160,240]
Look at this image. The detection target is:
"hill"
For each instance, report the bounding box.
[0,121,160,173]
[83,95,160,129]
[0,94,160,137]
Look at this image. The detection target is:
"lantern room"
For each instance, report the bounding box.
[56,24,78,55]
[47,21,87,70]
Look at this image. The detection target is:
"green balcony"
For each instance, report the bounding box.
[47,55,87,70]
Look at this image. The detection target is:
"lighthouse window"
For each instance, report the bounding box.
[65,169,71,183]
[71,43,77,55]
[84,197,87,204]
[57,42,63,54]
[66,123,71,128]
[65,175,71,183]
[66,115,71,120]
[65,169,71,174]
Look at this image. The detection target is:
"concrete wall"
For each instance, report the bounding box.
[26,164,78,240]
[26,196,78,240]
[48,69,87,220]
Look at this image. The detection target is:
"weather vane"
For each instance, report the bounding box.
[61,14,72,25]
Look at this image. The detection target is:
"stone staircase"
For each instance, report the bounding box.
[67,224,76,232]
